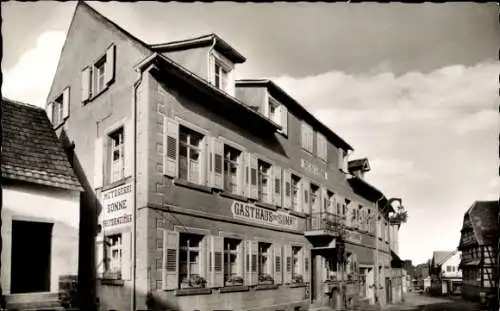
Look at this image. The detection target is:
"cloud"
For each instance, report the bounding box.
[453,109,498,135]
[369,158,431,181]
[2,31,66,108]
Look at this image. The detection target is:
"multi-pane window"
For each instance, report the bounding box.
[258,242,272,278]
[446,266,451,272]
[214,61,229,92]
[325,191,334,213]
[224,238,242,283]
[93,56,107,95]
[179,233,204,287]
[224,145,241,194]
[291,175,301,211]
[52,94,64,126]
[107,234,122,279]
[179,126,204,184]
[310,184,320,213]
[109,128,125,183]
[257,160,272,204]
[301,122,314,153]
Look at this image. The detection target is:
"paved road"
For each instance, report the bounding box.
[383,292,483,311]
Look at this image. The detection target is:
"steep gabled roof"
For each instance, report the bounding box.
[235,79,354,152]
[459,200,498,247]
[432,250,457,267]
[151,33,246,64]
[1,98,83,191]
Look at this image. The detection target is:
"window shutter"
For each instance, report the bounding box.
[226,69,235,97]
[124,119,134,178]
[209,236,224,288]
[121,231,132,280]
[320,187,327,213]
[62,87,70,120]
[281,105,288,135]
[245,240,258,286]
[248,154,258,200]
[303,247,311,283]
[297,247,304,279]
[46,102,54,123]
[301,122,306,149]
[212,137,224,190]
[200,137,208,186]
[302,179,310,214]
[81,67,91,102]
[338,148,344,171]
[163,117,179,178]
[105,44,116,85]
[272,165,282,207]
[282,169,292,209]
[94,137,104,188]
[95,235,106,276]
[273,244,282,284]
[237,241,245,278]
[199,236,208,279]
[283,244,292,284]
[162,230,179,290]
[208,54,215,84]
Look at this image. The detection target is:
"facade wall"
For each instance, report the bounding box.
[162,47,211,81]
[1,182,80,295]
[441,252,462,279]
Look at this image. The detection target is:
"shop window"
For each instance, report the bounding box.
[224,238,243,286]
[257,160,272,204]
[179,125,204,184]
[258,242,273,284]
[179,233,204,288]
[224,144,242,194]
[109,128,125,183]
[291,174,301,212]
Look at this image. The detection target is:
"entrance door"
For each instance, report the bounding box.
[11,220,53,293]
[385,277,392,304]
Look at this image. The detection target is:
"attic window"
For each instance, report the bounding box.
[210,51,234,96]
[52,94,64,126]
[93,56,107,95]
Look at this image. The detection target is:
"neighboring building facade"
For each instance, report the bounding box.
[1,98,83,309]
[414,261,431,292]
[458,200,498,303]
[429,250,462,296]
[45,3,399,311]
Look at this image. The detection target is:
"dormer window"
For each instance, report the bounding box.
[210,51,234,96]
[266,96,288,135]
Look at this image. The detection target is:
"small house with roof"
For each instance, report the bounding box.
[458,200,498,303]
[1,98,83,309]
[429,250,462,296]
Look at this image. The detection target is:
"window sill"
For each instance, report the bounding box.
[220,191,247,202]
[53,120,66,131]
[85,85,109,104]
[174,287,212,296]
[255,284,279,291]
[101,178,128,192]
[289,210,306,218]
[219,285,249,293]
[255,201,277,211]
[173,179,212,194]
[99,278,125,286]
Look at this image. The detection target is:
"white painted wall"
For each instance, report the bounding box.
[1,183,80,294]
[441,252,462,278]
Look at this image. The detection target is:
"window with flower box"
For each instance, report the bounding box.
[179,233,205,288]
[258,242,273,284]
[223,238,244,287]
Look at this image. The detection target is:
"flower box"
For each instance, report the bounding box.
[258,274,274,285]
[180,275,207,289]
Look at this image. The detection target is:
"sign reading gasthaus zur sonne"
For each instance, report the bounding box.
[231,201,299,230]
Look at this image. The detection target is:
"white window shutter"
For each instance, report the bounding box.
[302,179,310,214]
[200,137,208,186]
[46,102,54,123]
[95,235,106,276]
[250,240,258,285]
[62,87,70,120]
[94,137,104,188]
[273,244,282,284]
[208,54,215,84]
[81,67,91,102]
[297,247,304,279]
[121,231,132,280]
[320,187,327,213]
[124,119,134,178]
[164,117,179,178]
[238,152,245,196]
[273,165,282,207]
[162,230,179,290]
[105,44,116,85]
[303,247,311,283]
[281,105,288,135]
[209,236,224,288]
[283,244,292,284]
[245,240,258,286]
[226,69,235,97]
[212,137,224,190]
[237,241,245,278]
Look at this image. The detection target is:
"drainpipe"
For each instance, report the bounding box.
[131,68,143,311]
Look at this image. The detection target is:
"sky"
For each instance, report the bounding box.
[2,2,499,264]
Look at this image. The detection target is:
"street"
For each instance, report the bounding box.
[382,292,484,311]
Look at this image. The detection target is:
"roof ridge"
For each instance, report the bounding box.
[2,97,44,111]
[149,33,215,47]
